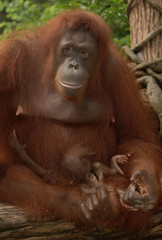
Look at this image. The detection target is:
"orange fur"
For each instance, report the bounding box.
[0,10,161,232]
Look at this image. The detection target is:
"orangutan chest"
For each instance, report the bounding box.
[14,118,116,169]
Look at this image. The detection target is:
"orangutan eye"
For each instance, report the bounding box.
[64,45,73,55]
[80,49,89,59]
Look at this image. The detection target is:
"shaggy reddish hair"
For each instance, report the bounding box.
[0,10,161,232]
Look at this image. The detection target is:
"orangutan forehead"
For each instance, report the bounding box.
[60,29,97,45]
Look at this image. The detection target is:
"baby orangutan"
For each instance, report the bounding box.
[9,129,132,221]
[9,129,129,185]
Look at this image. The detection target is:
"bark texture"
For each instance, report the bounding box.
[129,0,162,71]
[0,203,162,240]
[126,0,162,139]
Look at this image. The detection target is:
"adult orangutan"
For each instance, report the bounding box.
[0,10,161,232]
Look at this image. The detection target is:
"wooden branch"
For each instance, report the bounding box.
[137,76,148,87]
[146,77,162,116]
[0,203,161,240]
[131,27,162,52]
[146,68,162,82]
[122,45,162,136]
[146,76,162,137]
[122,46,141,64]
[123,47,162,81]
[134,71,146,77]
[133,58,162,72]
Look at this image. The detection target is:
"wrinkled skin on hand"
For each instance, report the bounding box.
[77,173,121,222]
[120,169,157,212]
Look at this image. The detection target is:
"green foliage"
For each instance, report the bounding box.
[0,0,130,47]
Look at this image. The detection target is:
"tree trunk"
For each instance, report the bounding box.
[127,0,162,139]
[129,0,162,71]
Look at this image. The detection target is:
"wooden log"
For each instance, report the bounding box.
[0,203,161,240]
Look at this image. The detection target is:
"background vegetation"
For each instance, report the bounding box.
[0,0,130,47]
